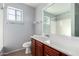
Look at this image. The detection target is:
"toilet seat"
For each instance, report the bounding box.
[23,41,31,47]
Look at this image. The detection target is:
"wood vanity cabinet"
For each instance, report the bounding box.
[35,40,44,56]
[60,52,67,56]
[44,45,60,56]
[31,39,67,56]
[31,39,44,56]
[44,45,67,56]
[31,39,36,56]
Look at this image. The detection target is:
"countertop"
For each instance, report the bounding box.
[31,35,79,56]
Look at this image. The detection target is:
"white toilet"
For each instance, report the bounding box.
[23,41,31,54]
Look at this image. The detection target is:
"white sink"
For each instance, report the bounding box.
[44,40,51,44]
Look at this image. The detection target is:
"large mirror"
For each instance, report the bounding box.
[42,3,73,36]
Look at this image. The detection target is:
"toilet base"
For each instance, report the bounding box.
[25,47,31,54]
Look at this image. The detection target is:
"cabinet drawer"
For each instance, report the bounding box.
[44,45,60,56]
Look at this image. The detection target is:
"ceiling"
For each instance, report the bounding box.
[45,3,71,16]
[25,3,42,8]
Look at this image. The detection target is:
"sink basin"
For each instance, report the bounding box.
[44,40,51,44]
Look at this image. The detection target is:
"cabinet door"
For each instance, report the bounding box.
[36,40,44,56]
[31,39,36,56]
[44,45,60,56]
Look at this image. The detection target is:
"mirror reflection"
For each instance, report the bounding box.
[43,3,72,36]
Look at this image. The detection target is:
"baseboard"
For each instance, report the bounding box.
[3,48,25,55]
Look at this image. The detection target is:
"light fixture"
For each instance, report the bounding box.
[33,20,42,24]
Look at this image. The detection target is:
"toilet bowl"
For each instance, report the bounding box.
[23,41,31,54]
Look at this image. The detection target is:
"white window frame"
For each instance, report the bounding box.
[43,16,50,25]
[7,6,23,24]
[43,16,51,34]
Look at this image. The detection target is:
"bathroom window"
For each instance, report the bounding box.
[43,16,50,34]
[7,6,23,24]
